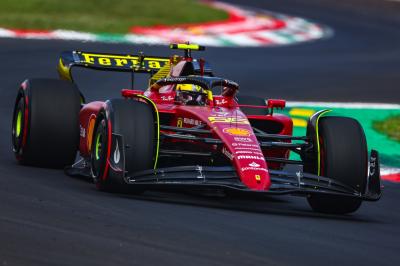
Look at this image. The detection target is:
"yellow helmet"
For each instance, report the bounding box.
[176,84,203,93]
[176,84,207,106]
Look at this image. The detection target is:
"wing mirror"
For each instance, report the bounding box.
[267,99,286,114]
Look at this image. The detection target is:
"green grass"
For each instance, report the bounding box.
[0,0,228,33]
[373,115,400,142]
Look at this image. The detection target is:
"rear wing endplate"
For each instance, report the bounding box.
[58,51,170,81]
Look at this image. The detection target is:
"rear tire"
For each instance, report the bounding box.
[91,99,156,192]
[307,116,368,214]
[236,95,269,115]
[12,79,81,168]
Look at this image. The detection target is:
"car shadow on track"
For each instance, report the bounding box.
[66,173,380,222]
[112,190,379,223]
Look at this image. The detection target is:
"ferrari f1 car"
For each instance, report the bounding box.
[12,43,381,214]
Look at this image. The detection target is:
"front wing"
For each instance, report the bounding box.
[123,150,381,201]
[66,132,381,201]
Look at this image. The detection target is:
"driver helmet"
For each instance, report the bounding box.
[176,84,207,106]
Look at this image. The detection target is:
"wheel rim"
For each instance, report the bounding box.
[12,96,25,153]
[91,117,107,180]
[95,131,102,160]
[16,110,22,138]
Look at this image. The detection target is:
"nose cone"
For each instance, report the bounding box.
[234,153,271,190]
[199,108,272,191]
[212,122,271,191]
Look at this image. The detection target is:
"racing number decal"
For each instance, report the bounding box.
[177,118,183,128]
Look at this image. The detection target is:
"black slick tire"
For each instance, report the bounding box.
[307,116,368,214]
[12,79,81,168]
[91,98,156,192]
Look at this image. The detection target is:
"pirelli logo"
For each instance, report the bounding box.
[78,52,169,70]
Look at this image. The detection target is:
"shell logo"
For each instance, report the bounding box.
[223,127,251,136]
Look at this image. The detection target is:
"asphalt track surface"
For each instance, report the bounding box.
[0,0,400,265]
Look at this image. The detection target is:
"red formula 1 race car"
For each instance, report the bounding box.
[11,43,381,214]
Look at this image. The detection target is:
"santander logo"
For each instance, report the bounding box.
[249,162,260,167]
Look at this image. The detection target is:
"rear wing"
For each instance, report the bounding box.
[58,51,170,82]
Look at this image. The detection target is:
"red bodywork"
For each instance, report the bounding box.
[78,59,293,192]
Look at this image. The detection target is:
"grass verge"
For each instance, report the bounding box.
[373,115,400,142]
[0,0,228,33]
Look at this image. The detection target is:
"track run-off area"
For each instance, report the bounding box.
[0,1,329,47]
[283,102,400,181]
[0,0,399,265]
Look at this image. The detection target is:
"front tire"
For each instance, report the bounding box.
[307,116,368,214]
[91,99,156,192]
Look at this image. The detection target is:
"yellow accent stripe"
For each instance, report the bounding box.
[316,110,331,176]
[140,57,169,61]
[57,58,72,81]
[136,95,160,170]
[292,118,308,127]
[150,63,171,86]
[170,44,201,50]
[207,90,213,102]
[289,108,315,117]
[80,53,169,62]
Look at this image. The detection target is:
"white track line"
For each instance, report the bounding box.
[381,164,400,173]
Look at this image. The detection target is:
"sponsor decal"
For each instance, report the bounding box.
[223,127,251,136]
[234,137,252,143]
[237,155,264,161]
[231,143,259,148]
[213,111,230,116]
[113,139,121,164]
[212,110,230,116]
[370,154,377,176]
[233,147,263,152]
[161,95,174,101]
[215,98,228,105]
[86,115,96,152]
[249,161,260,167]
[184,118,202,126]
[208,116,249,124]
[80,52,168,69]
[241,167,268,173]
[240,161,268,173]
[170,77,188,82]
[235,150,253,154]
[80,125,85,138]
[222,147,234,160]
[210,111,243,117]
[296,171,303,179]
[235,150,264,156]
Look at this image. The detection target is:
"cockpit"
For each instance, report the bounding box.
[149,76,239,106]
[175,84,207,106]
